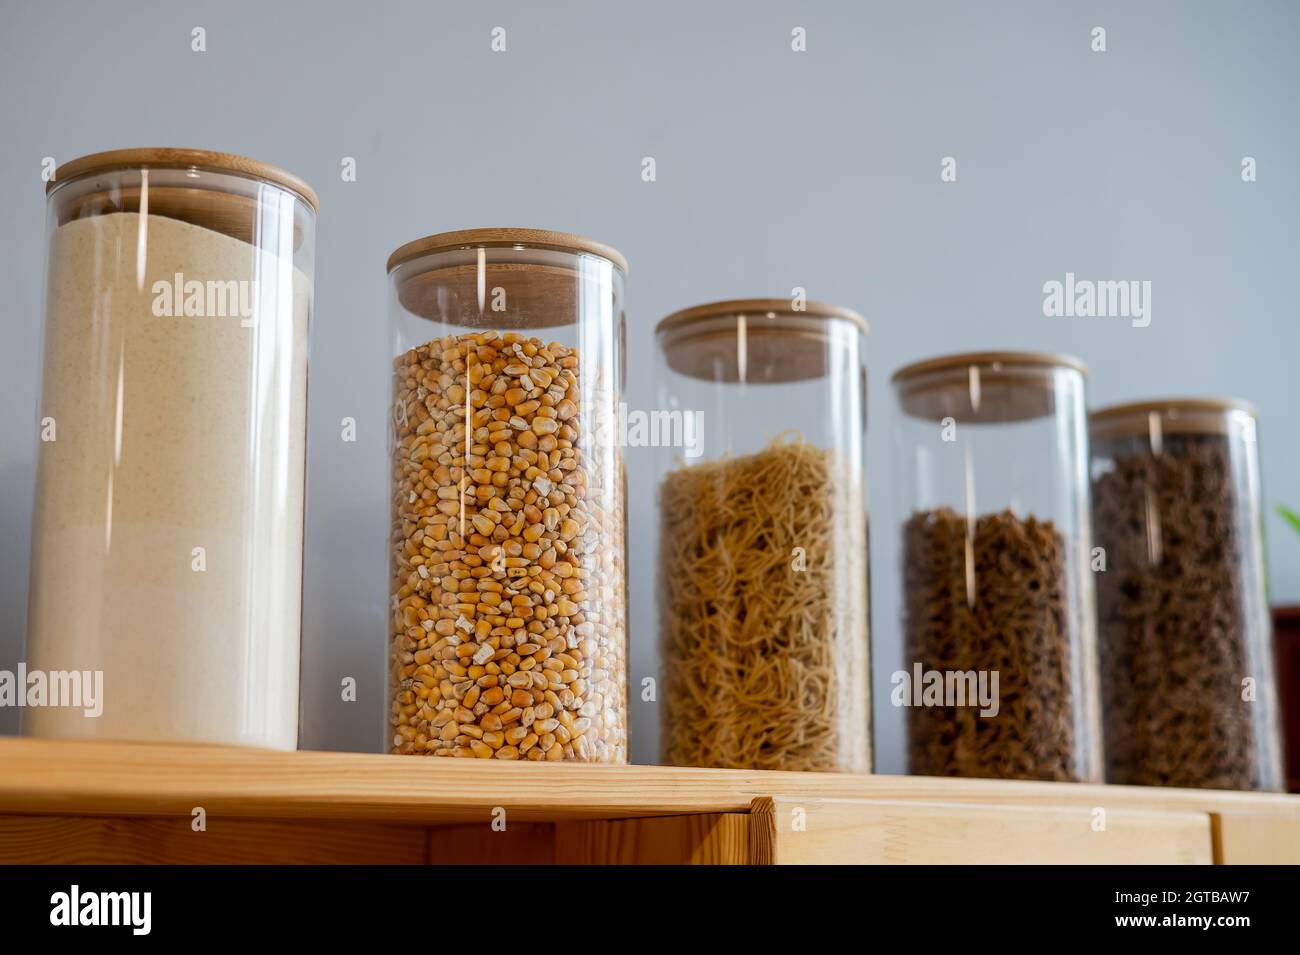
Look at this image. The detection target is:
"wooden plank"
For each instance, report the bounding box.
[1211,812,1300,864]
[424,815,751,864]
[761,797,1213,864]
[0,814,427,864]
[425,815,754,864]
[554,814,750,864]
[427,823,557,864]
[749,798,776,865]
[0,738,1295,825]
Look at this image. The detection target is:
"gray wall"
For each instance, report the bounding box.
[2,0,1298,771]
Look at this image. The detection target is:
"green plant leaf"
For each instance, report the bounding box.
[1279,504,1300,535]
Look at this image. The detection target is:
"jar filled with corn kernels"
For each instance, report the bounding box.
[386,229,628,762]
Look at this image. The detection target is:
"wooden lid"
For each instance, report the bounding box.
[1091,397,1258,440]
[892,351,1088,424]
[52,185,310,250]
[47,148,319,211]
[891,350,1087,383]
[388,230,626,327]
[655,299,866,384]
[395,262,623,329]
[656,298,868,336]
[387,228,627,275]
[1092,397,1257,422]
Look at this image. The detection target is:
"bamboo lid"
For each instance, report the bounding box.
[657,298,868,336]
[387,228,627,275]
[1091,397,1258,440]
[655,299,867,384]
[47,147,319,211]
[388,229,627,329]
[892,350,1088,423]
[891,350,1088,382]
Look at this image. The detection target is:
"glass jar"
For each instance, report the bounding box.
[26,148,317,748]
[386,228,628,762]
[1091,398,1283,791]
[892,351,1100,782]
[653,299,871,773]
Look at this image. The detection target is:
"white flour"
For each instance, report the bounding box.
[26,211,310,748]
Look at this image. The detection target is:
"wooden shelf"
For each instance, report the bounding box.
[1,738,1296,864]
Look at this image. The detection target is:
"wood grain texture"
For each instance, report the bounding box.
[1,738,1296,825]
[389,815,754,865]
[0,815,426,864]
[387,227,627,274]
[55,186,309,250]
[554,814,750,864]
[762,797,1214,865]
[748,797,776,865]
[50,147,319,210]
[427,823,557,865]
[1211,812,1300,864]
[657,298,868,335]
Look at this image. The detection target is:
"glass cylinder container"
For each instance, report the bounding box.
[27,148,317,748]
[892,351,1100,782]
[386,228,628,762]
[653,299,871,773]
[1091,398,1283,791]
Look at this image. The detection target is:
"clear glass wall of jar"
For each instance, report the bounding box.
[26,148,317,749]
[653,300,871,773]
[1091,398,1283,791]
[386,229,628,762]
[892,351,1101,782]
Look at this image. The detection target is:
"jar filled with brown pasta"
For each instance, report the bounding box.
[1091,398,1283,791]
[893,352,1101,782]
[653,299,871,773]
[386,229,628,762]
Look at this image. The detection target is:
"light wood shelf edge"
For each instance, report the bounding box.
[761,796,1215,864]
[1,738,1296,825]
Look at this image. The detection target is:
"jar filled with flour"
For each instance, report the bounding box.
[26,148,317,748]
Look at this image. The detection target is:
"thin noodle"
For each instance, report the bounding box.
[658,436,869,772]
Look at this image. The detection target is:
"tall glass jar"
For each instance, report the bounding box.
[892,351,1100,782]
[27,148,317,749]
[653,299,870,773]
[1091,398,1283,791]
[386,229,628,762]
